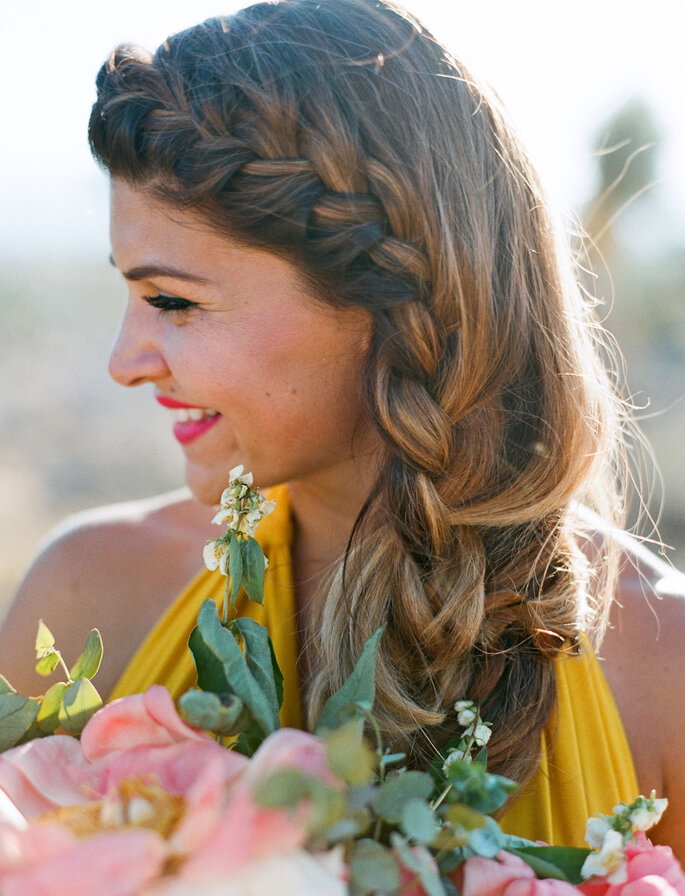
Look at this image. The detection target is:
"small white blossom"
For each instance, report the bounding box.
[442,746,467,773]
[581,830,628,883]
[203,539,230,575]
[228,464,253,488]
[585,815,612,849]
[454,700,474,713]
[212,507,241,529]
[468,723,492,747]
[629,795,668,832]
[457,708,477,727]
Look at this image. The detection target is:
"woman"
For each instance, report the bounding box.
[1,0,684,851]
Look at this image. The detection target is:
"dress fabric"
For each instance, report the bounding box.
[110,485,638,846]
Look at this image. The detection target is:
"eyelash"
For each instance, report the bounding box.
[143,293,197,316]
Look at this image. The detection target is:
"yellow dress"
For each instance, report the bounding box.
[111,485,638,846]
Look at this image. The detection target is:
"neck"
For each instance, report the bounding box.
[286,450,379,614]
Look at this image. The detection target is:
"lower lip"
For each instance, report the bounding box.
[172,415,222,445]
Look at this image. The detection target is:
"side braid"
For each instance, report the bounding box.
[90,0,625,784]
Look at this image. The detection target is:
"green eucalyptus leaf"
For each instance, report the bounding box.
[58,678,103,736]
[508,847,591,885]
[178,689,248,736]
[444,803,487,832]
[188,600,279,747]
[372,770,434,824]
[468,816,504,858]
[0,675,16,695]
[349,839,401,895]
[241,537,266,605]
[325,723,376,785]
[0,693,41,750]
[36,681,69,735]
[254,767,344,832]
[34,619,55,655]
[69,629,103,681]
[228,533,243,608]
[401,797,440,845]
[230,617,283,717]
[314,627,384,735]
[35,651,60,677]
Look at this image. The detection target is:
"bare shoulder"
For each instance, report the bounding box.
[0,489,214,700]
[597,527,685,856]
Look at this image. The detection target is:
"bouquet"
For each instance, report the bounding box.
[0,467,681,895]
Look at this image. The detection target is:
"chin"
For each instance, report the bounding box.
[184,464,228,507]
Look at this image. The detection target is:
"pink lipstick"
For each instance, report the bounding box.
[155,395,222,445]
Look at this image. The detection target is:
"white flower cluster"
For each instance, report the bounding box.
[212,465,276,538]
[442,700,492,773]
[203,465,276,575]
[581,791,669,882]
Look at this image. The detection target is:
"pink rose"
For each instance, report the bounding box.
[579,835,685,896]
[457,851,578,896]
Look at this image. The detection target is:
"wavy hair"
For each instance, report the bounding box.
[89,0,625,784]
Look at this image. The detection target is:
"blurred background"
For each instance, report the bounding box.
[2,0,684,609]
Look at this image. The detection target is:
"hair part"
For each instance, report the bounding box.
[90,0,627,784]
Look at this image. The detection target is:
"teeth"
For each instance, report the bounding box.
[172,408,219,423]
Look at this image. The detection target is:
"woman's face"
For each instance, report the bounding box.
[109,179,377,505]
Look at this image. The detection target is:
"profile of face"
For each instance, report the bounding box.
[108,179,377,504]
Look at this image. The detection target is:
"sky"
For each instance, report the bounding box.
[2,0,684,258]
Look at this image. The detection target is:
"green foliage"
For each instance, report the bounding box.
[372,771,434,824]
[69,630,103,681]
[349,839,401,895]
[0,693,41,750]
[507,846,591,885]
[58,678,103,735]
[228,533,243,608]
[441,756,517,815]
[0,623,103,749]
[314,627,384,735]
[241,537,266,605]
[253,767,346,832]
[178,690,249,737]
[187,599,281,754]
[325,723,376,786]
[36,681,68,735]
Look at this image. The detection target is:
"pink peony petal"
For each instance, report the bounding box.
[459,852,537,896]
[82,740,246,798]
[0,737,89,817]
[80,686,209,759]
[245,728,339,787]
[0,821,76,873]
[620,876,683,896]
[0,828,167,896]
[177,785,308,881]
[506,877,584,896]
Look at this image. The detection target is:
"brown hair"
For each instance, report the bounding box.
[89,0,624,784]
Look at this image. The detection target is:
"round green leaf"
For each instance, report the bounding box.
[58,678,103,735]
[401,797,440,845]
[69,629,103,681]
[35,651,60,677]
[372,771,434,824]
[34,619,55,655]
[36,681,68,734]
[349,839,401,895]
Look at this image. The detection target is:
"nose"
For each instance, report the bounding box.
[108,300,170,387]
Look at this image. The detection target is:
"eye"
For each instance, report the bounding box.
[143,293,197,316]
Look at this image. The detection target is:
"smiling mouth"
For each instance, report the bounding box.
[171,407,219,424]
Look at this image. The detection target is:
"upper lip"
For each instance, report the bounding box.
[155,394,211,411]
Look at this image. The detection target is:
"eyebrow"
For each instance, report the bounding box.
[108,254,210,284]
